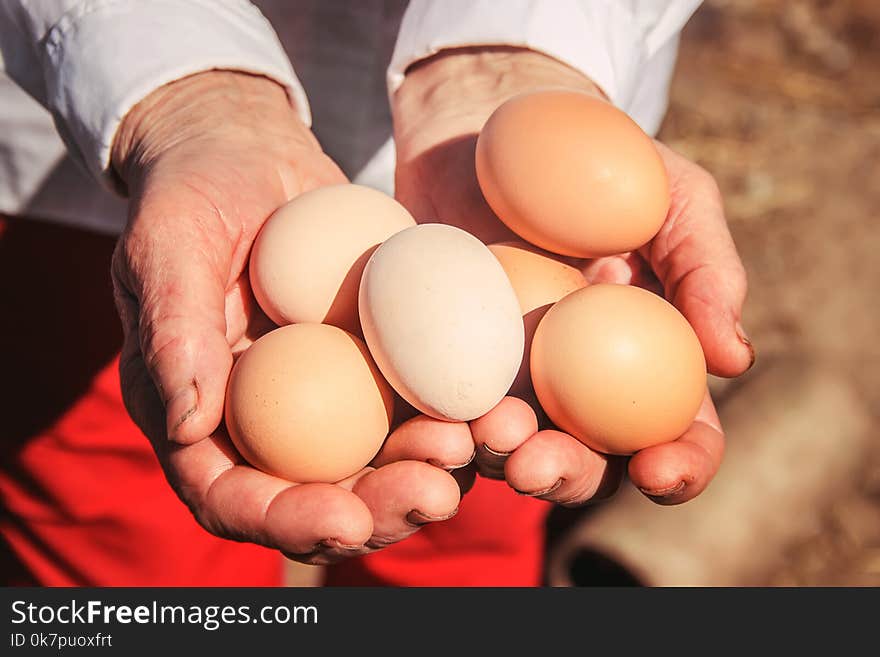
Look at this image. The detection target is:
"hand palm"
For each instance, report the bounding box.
[112,74,468,563]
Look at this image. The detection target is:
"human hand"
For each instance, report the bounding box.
[110,71,471,564]
[392,48,754,506]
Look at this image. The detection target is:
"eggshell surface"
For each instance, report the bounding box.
[249,184,416,333]
[359,224,524,421]
[489,241,586,402]
[224,323,394,483]
[476,90,670,258]
[530,284,706,455]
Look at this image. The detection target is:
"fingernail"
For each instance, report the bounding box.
[514,478,564,497]
[735,321,756,370]
[320,539,363,551]
[639,480,686,499]
[167,384,198,438]
[428,450,476,471]
[481,444,511,459]
[406,508,459,527]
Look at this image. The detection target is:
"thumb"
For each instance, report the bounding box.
[666,258,753,378]
[646,144,755,378]
[114,194,237,445]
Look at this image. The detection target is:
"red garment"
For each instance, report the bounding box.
[326,477,548,586]
[0,355,282,586]
[0,218,547,587]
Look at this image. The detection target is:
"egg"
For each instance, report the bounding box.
[475,90,670,258]
[530,284,706,455]
[249,183,416,334]
[488,241,586,402]
[224,323,394,483]
[359,224,524,421]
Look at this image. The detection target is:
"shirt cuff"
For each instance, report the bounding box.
[388,0,701,130]
[41,0,309,187]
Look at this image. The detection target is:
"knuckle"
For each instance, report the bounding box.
[138,314,193,384]
[141,322,189,392]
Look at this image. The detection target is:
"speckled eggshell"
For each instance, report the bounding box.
[476,90,670,258]
[530,284,706,455]
[488,241,586,403]
[224,323,394,483]
[359,224,524,421]
[249,184,416,334]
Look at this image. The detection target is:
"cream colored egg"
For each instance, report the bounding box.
[488,241,586,403]
[359,224,524,421]
[224,323,394,483]
[530,284,706,455]
[249,184,416,334]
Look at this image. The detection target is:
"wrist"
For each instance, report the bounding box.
[393,47,604,141]
[404,46,603,96]
[111,70,312,190]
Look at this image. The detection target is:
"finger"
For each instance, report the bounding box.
[334,467,375,492]
[581,252,663,295]
[580,254,636,285]
[628,389,724,505]
[371,414,475,470]
[164,432,374,553]
[504,430,622,506]
[116,328,170,446]
[116,195,237,445]
[266,484,373,558]
[269,468,376,566]
[353,460,460,549]
[470,397,538,479]
[644,143,754,378]
[224,274,277,356]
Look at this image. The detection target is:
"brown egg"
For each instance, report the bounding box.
[476,90,670,258]
[224,323,394,483]
[530,284,706,455]
[249,184,415,334]
[488,241,586,402]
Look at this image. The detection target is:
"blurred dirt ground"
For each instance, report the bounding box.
[654,0,880,585]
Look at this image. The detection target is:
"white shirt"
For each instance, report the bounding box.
[0,0,701,235]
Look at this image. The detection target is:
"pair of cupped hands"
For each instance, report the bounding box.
[111,48,753,565]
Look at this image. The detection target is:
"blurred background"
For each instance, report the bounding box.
[543,0,880,587]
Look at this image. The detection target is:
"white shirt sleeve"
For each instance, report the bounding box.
[387,0,702,135]
[0,0,310,187]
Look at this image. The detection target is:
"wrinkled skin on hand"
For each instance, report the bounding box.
[111,71,473,564]
[392,47,755,507]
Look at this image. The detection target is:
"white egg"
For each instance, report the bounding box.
[359,224,524,421]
